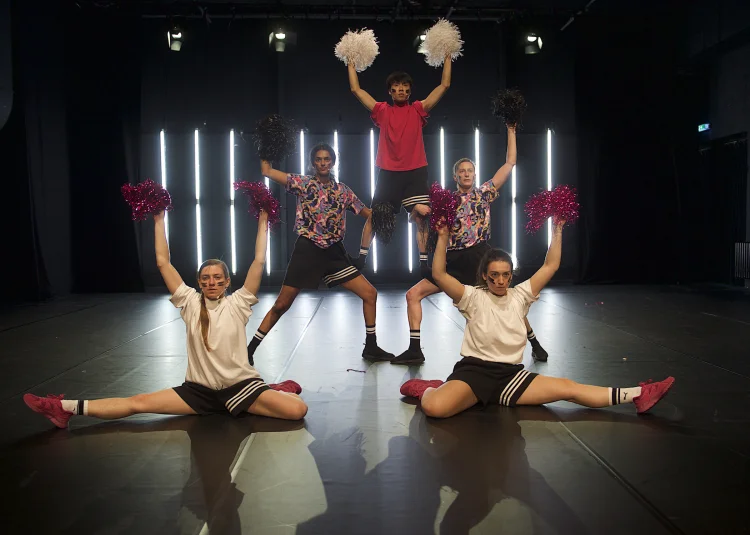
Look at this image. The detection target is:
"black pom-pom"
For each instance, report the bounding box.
[491,89,527,128]
[253,114,298,163]
[372,202,397,245]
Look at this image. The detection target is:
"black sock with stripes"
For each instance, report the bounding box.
[609,386,642,405]
[365,324,377,346]
[248,328,267,356]
[359,246,369,261]
[409,329,420,351]
[419,253,428,268]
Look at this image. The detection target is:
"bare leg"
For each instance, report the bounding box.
[406,278,441,331]
[411,209,430,254]
[420,380,479,419]
[258,285,302,333]
[87,388,197,419]
[247,390,308,420]
[340,275,377,326]
[516,376,617,408]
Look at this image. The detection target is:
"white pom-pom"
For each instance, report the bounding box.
[335,28,380,72]
[418,19,464,67]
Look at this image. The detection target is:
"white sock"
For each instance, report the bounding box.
[609,387,642,405]
[61,399,88,415]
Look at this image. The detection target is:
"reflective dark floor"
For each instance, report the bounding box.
[1,284,749,534]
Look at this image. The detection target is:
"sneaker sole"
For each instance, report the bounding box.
[390,358,425,365]
[362,354,395,362]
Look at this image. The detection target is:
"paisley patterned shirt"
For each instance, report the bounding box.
[286,174,365,249]
[449,180,500,250]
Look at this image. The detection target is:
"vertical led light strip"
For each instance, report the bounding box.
[511,166,518,267]
[369,129,378,273]
[300,129,305,176]
[440,127,445,188]
[159,129,168,242]
[333,130,339,181]
[264,175,271,275]
[474,127,481,186]
[194,129,203,268]
[547,128,553,246]
[229,130,237,275]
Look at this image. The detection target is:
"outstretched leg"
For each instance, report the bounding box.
[391,278,440,365]
[340,275,395,362]
[24,388,197,428]
[247,390,308,421]
[524,317,548,362]
[247,285,301,364]
[516,375,675,413]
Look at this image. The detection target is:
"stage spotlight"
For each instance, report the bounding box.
[167,25,183,52]
[269,29,296,53]
[524,34,543,55]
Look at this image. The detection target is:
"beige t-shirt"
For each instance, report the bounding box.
[170,283,261,390]
[455,280,539,364]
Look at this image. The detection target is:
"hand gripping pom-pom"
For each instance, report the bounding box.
[252,114,298,164]
[335,28,380,72]
[372,202,397,245]
[491,89,527,128]
[418,19,464,67]
[121,179,173,221]
[234,181,281,227]
[428,182,460,233]
[524,185,579,234]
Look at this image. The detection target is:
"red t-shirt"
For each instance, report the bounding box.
[371,101,429,171]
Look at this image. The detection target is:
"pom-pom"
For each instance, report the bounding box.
[335,28,379,72]
[372,202,396,245]
[548,184,579,227]
[524,185,579,234]
[418,19,463,67]
[121,179,172,221]
[234,181,281,227]
[491,89,527,128]
[428,182,460,232]
[252,114,297,164]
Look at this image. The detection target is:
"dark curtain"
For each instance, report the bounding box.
[66,9,144,293]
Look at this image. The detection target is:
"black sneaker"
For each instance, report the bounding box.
[247,345,255,367]
[362,344,395,362]
[390,348,425,365]
[531,343,548,362]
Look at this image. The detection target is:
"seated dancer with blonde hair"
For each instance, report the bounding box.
[24,209,308,429]
[392,124,548,365]
[400,218,675,418]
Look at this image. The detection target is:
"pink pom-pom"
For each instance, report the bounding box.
[234,181,281,226]
[428,182,460,232]
[121,179,172,221]
[524,184,579,234]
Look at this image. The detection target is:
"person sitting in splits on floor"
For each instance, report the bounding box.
[24,210,308,429]
[247,143,394,364]
[393,123,548,365]
[400,218,675,417]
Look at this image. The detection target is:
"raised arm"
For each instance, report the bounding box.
[420,56,452,112]
[243,211,269,296]
[489,126,517,190]
[348,62,377,111]
[529,221,563,296]
[261,159,290,187]
[432,225,465,303]
[154,211,184,294]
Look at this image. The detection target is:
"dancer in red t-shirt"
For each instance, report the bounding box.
[347,56,452,276]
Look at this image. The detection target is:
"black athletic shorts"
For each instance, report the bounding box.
[283,236,361,289]
[173,377,270,416]
[447,357,537,407]
[372,166,430,214]
[425,241,492,286]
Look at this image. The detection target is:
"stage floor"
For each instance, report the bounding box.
[1,284,749,534]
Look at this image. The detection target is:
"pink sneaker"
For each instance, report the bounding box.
[634,377,675,414]
[23,393,74,429]
[400,379,444,399]
[269,380,302,395]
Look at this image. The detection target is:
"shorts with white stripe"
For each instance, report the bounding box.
[283,236,361,289]
[173,378,271,417]
[372,166,430,214]
[446,357,538,407]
